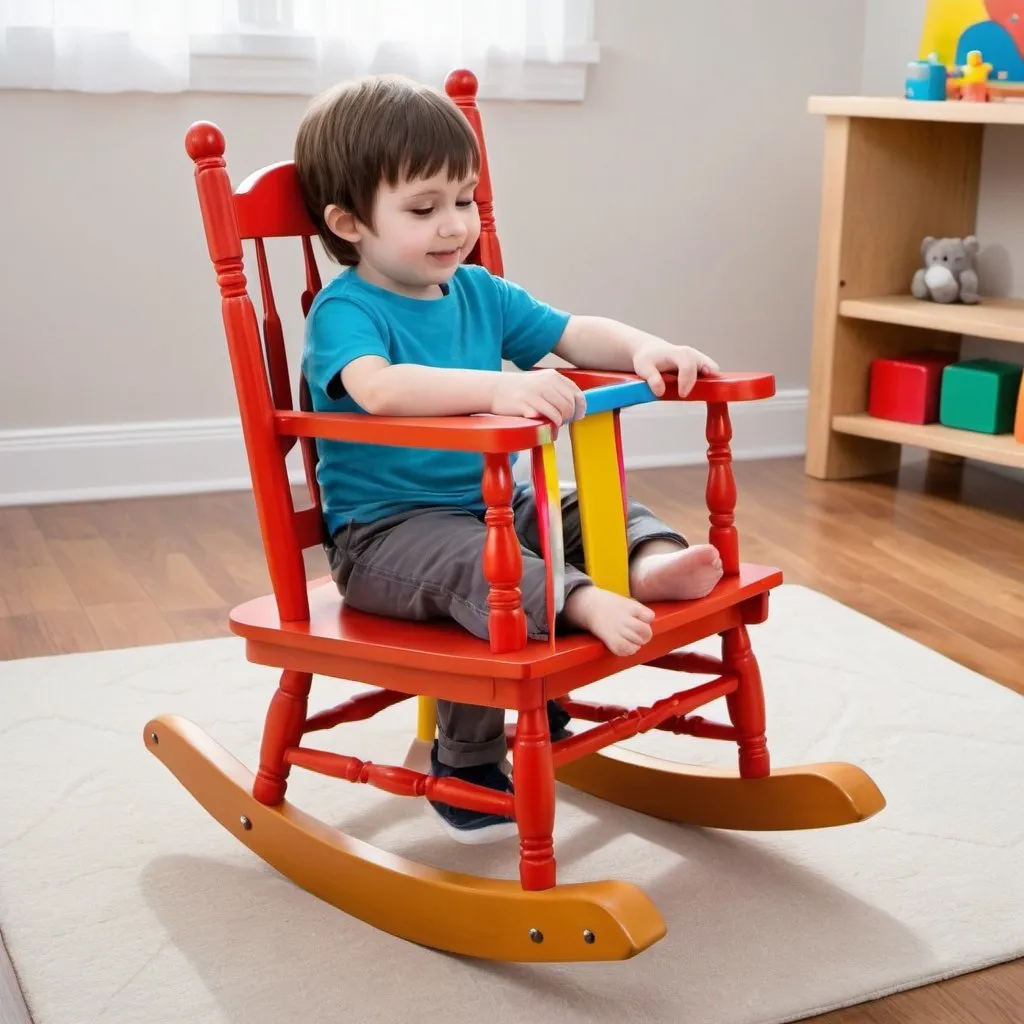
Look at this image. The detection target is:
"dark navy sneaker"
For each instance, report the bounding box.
[428,742,518,844]
[547,699,573,741]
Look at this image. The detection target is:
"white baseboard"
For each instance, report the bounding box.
[0,390,808,507]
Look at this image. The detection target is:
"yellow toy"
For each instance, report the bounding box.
[952,49,993,99]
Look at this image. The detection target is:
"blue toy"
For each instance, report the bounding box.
[906,52,949,100]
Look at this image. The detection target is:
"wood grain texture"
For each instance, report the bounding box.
[805,112,983,480]
[0,457,1021,1020]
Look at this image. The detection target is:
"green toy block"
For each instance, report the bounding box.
[939,358,1024,434]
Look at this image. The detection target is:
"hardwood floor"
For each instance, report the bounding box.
[1,454,1021,1022]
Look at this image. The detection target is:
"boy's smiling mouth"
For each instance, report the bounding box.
[427,247,461,265]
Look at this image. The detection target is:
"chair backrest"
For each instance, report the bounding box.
[185,69,501,623]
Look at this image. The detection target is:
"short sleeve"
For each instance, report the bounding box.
[302,298,390,403]
[494,276,571,370]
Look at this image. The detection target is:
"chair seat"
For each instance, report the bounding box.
[230,563,783,683]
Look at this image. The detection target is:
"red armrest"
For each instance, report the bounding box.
[276,410,551,453]
[559,369,775,403]
[277,370,775,453]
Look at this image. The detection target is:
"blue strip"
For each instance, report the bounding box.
[581,380,659,417]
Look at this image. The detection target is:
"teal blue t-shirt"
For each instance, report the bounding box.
[301,264,571,536]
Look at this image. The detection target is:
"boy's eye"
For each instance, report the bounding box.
[410,207,433,217]
[456,199,475,208]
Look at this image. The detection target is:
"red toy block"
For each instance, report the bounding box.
[868,351,957,424]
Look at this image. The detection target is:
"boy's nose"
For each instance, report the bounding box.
[439,218,465,239]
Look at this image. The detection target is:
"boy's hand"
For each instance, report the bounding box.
[632,340,720,398]
[491,368,587,425]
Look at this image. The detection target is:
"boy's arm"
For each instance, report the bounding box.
[342,356,499,417]
[553,315,719,398]
[343,356,583,424]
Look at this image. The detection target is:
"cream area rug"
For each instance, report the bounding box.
[0,584,1021,1024]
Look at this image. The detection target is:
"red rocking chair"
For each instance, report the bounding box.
[145,68,885,964]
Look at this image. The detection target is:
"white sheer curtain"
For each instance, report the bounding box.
[0,0,574,93]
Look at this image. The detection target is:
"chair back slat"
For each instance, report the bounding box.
[301,235,322,316]
[254,237,295,418]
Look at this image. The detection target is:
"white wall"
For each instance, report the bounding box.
[0,0,868,501]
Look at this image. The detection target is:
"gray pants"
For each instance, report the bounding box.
[327,484,685,767]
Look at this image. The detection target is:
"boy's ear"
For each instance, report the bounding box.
[324,204,361,244]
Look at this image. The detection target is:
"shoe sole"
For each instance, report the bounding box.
[425,801,519,845]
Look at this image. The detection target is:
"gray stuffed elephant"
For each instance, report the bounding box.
[911,235,980,304]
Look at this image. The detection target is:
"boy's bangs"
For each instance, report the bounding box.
[382,100,480,185]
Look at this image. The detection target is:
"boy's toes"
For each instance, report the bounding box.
[632,601,655,622]
[627,620,653,646]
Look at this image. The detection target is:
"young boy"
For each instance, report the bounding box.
[294,74,723,843]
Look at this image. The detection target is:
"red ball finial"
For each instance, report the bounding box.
[185,121,225,162]
[445,68,478,102]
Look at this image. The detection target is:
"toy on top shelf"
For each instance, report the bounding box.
[906,52,949,100]
[953,49,995,100]
[911,235,981,304]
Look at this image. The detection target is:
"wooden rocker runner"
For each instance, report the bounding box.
[146,68,885,964]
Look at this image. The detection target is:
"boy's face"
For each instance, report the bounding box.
[328,167,481,299]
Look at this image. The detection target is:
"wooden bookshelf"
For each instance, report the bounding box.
[832,414,1024,470]
[805,96,1024,480]
[807,94,1024,125]
[840,295,1024,346]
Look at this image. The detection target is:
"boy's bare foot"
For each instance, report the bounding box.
[630,541,723,603]
[563,586,655,656]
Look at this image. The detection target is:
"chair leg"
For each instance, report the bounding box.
[253,669,313,805]
[722,624,770,779]
[513,704,557,890]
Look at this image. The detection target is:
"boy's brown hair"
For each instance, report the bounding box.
[294,74,481,265]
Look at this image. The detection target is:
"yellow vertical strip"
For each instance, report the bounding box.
[569,411,630,596]
[416,696,436,742]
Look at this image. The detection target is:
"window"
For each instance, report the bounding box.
[0,0,599,100]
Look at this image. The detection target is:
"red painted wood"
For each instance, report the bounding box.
[646,651,725,675]
[445,69,503,276]
[230,565,782,682]
[292,504,324,550]
[673,372,775,404]
[722,624,770,778]
[254,237,294,415]
[529,444,557,647]
[612,409,629,524]
[549,697,737,743]
[233,160,316,239]
[742,592,770,625]
[252,669,313,804]
[513,705,556,890]
[482,453,527,653]
[559,698,629,722]
[303,688,412,733]
[185,122,310,623]
[276,409,546,453]
[706,402,739,575]
[551,676,737,768]
[296,376,324,512]
[558,368,775,403]
[282,747,516,817]
[656,714,738,741]
[300,234,322,316]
